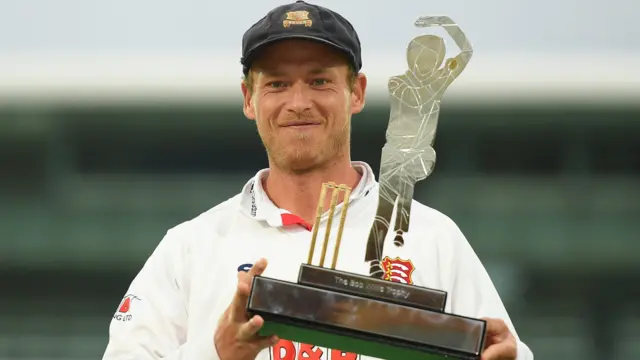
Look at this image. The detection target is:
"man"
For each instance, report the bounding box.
[102,1,534,360]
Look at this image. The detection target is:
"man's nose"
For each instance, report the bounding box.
[286,82,313,113]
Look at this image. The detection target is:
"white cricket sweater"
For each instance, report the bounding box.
[102,162,533,360]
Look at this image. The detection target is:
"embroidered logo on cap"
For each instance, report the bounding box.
[283,11,312,27]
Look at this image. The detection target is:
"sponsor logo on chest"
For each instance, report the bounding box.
[271,341,360,360]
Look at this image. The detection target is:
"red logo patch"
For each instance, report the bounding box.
[118,297,132,313]
[381,256,415,284]
[116,294,139,314]
[113,294,139,322]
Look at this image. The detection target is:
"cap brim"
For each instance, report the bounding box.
[241,34,355,72]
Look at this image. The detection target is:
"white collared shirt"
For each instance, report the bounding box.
[102,161,534,360]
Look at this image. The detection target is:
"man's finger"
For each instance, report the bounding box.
[236,258,268,284]
[483,334,504,349]
[256,334,280,349]
[483,318,509,337]
[247,258,268,278]
[481,342,517,360]
[230,281,251,321]
[237,315,264,341]
[231,258,269,321]
[237,268,248,281]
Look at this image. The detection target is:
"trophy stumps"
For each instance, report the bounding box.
[247,183,487,360]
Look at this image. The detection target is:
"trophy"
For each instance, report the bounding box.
[247,16,482,360]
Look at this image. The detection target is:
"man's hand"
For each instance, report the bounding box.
[481,318,518,360]
[214,258,279,360]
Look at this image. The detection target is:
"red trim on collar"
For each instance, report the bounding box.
[280,213,313,231]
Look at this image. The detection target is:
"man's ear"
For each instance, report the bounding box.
[350,73,367,115]
[241,79,256,120]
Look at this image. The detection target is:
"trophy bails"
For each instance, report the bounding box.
[247,15,486,360]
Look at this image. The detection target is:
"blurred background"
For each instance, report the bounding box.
[1,0,639,359]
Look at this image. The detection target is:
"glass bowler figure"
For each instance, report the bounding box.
[366,16,474,278]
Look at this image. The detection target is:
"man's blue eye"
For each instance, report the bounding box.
[312,79,329,86]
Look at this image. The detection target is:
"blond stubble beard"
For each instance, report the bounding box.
[254,89,352,174]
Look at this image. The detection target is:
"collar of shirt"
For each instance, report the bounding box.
[240,161,377,231]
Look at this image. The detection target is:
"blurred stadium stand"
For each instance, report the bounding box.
[1,53,639,360]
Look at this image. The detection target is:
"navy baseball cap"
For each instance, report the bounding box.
[240,0,362,75]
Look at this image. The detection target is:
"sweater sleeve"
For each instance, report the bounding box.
[101,229,222,360]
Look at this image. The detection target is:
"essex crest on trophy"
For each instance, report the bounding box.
[247,16,484,360]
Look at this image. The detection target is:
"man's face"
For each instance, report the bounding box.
[242,39,367,173]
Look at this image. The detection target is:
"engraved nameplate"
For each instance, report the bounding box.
[298,264,447,312]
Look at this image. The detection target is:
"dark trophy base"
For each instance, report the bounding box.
[247,264,486,360]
